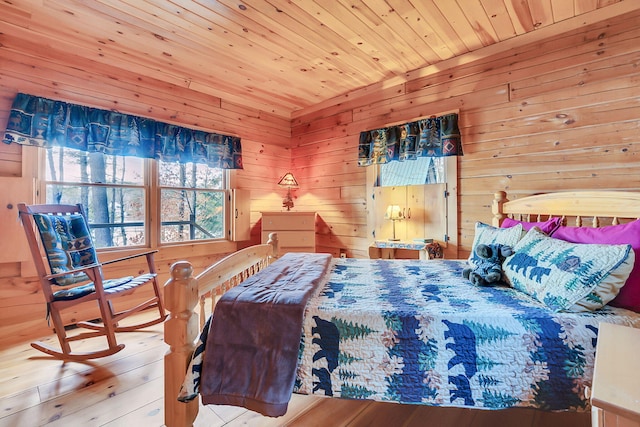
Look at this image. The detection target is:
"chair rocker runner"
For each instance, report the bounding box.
[18,203,167,361]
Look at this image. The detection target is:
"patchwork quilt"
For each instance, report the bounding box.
[181,258,640,412]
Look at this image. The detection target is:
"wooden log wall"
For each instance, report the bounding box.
[290,9,640,259]
[0,51,290,347]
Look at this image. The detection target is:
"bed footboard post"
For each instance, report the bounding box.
[164,261,199,427]
[268,232,279,259]
[492,191,508,227]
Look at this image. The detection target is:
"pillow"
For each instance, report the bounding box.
[551,220,640,312]
[468,222,524,268]
[503,227,634,312]
[501,217,562,234]
[33,213,97,286]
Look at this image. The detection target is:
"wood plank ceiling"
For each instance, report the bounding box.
[0,0,629,119]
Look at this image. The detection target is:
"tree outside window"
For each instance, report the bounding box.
[159,160,225,243]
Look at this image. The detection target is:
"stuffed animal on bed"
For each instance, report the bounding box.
[463,243,514,286]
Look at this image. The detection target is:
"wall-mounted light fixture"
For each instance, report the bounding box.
[278,172,299,211]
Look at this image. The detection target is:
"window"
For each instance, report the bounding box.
[158,160,225,243]
[44,147,227,249]
[379,157,446,186]
[45,147,146,248]
[366,155,458,253]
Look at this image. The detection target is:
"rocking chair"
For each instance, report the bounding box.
[18,203,167,362]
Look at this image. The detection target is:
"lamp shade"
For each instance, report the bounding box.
[384,205,404,221]
[277,172,299,188]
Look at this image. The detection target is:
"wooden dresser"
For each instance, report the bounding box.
[261,211,316,254]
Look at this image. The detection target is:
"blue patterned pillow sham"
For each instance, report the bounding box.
[503,227,634,312]
[33,213,98,286]
[468,222,524,269]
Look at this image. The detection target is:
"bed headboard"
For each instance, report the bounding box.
[492,191,640,227]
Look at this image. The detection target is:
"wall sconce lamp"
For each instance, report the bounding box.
[384,205,404,241]
[278,172,299,211]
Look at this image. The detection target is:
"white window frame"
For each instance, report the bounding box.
[156,159,228,246]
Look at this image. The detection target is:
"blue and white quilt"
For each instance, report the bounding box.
[182,257,640,412]
[294,258,640,411]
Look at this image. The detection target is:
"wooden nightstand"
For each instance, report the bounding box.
[368,240,441,261]
[261,212,316,255]
[590,322,640,427]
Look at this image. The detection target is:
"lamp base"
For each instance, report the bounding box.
[282,188,294,211]
[388,219,401,241]
[282,198,294,211]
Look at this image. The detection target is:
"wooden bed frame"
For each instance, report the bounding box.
[163,190,640,427]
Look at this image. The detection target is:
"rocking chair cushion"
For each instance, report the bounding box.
[33,213,98,286]
[52,276,134,301]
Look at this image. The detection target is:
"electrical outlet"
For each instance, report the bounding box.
[340,253,346,258]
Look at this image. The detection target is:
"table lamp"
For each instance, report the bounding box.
[384,205,404,241]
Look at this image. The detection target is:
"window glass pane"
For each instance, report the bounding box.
[380,157,445,186]
[159,161,224,189]
[45,147,146,249]
[43,149,229,247]
[159,160,226,243]
[45,146,144,185]
[160,190,225,242]
[45,184,145,248]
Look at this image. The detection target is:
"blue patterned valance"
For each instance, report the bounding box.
[2,93,243,169]
[358,113,462,166]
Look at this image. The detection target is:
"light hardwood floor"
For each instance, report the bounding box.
[0,312,591,427]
